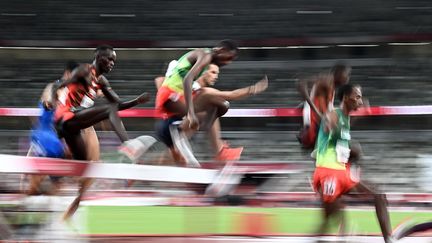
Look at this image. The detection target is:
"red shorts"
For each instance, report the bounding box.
[155,86,185,119]
[313,165,359,203]
[155,86,200,119]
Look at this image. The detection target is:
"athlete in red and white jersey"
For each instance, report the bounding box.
[55,45,148,161]
[298,63,351,149]
[55,45,149,220]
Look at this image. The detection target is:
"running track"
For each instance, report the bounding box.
[88,236,432,243]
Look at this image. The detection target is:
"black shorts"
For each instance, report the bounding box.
[155,117,182,148]
[55,118,80,138]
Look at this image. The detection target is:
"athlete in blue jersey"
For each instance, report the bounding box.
[31,102,65,158]
[25,61,79,195]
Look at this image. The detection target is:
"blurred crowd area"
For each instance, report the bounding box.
[0,0,430,43]
[0,46,431,108]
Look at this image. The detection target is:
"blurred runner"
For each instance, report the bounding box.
[155,40,239,167]
[25,60,79,195]
[155,63,267,165]
[312,84,394,243]
[56,45,149,220]
[298,63,351,149]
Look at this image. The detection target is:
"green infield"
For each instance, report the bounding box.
[79,206,432,236]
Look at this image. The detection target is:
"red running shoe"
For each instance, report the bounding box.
[215,143,243,162]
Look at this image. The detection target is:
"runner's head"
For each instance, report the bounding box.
[331,62,351,86]
[63,60,79,80]
[202,64,220,86]
[338,83,363,112]
[94,45,116,74]
[211,39,239,67]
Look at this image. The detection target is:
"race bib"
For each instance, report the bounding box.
[336,140,350,163]
[340,128,351,140]
[349,164,361,182]
[80,95,94,108]
[57,87,69,105]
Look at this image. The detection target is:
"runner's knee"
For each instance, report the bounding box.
[216,100,229,117]
[107,102,119,112]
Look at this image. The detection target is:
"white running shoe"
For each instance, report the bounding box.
[205,161,242,197]
[118,136,157,162]
[169,122,200,168]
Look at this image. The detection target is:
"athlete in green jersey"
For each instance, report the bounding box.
[315,107,352,170]
[161,49,211,93]
[155,40,239,167]
[156,40,239,130]
[312,84,394,243]
[154,64,268,165]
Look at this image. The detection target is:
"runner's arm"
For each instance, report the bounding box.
[97,75,149,108]
[58,64,93,88]
[118,93,150,110]
[155,76,165,90]
[40,83,55,109]
[204,75,268,101]
[184,50,212,129]
[184,51,212,114]
[297,77,325,119]
[97,75,122,103]
[323,110,338,133]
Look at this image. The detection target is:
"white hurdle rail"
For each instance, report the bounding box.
[0,154,303,184]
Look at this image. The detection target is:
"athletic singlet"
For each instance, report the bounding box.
[315,108,351,170]
[31,102,64,158]
[55,66,101,122]
[161,48,210,93]
[303,79,335,130]
[309,83,335,117]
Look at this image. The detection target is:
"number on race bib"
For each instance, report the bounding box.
[323,178,336,196]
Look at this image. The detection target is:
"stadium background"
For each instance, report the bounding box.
[0,0,430,241]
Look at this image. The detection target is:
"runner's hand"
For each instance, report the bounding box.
[323,111,337,132]
[187,112,199,131]
[42,100,53,110]
[250,75,268,95]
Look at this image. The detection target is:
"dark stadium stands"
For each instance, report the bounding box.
[0,54,430,107]
[0,0,430,46]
